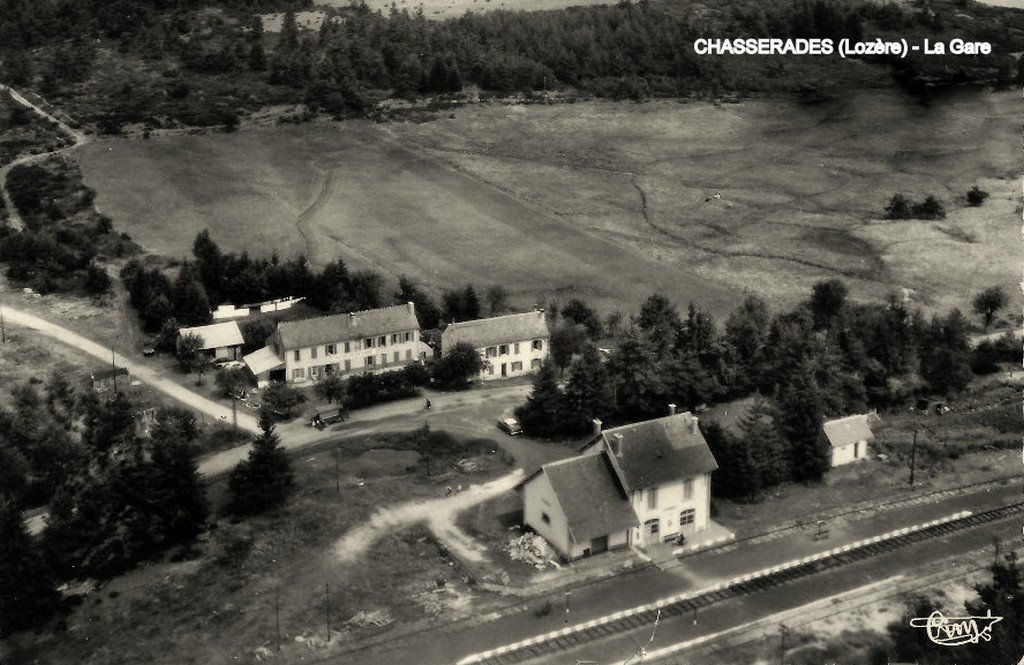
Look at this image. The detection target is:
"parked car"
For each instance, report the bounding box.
[497,416,523,436]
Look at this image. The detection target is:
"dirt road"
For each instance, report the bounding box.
[0,83,90,230]
[3,306,261,434]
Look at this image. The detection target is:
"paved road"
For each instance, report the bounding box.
[0,83,89,230]
[345,481,1024,665]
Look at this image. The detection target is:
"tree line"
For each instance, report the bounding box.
[0,369,296,637]
[515,279,1016,499]
[124,229,522,342]
[0,158,136,296]
[5,0,1019,131]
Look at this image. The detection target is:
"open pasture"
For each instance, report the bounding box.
[382,88,1021,313]
[77,88,1021,317]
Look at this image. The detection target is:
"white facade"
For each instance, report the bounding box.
[476,338,548,381]
[522,472,572,556]
[281,329,423,384]
[628,474,711,546]
[831,439,869,467]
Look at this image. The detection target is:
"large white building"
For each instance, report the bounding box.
[244,303,427,386]
[519,408,722,560]
[440,310,550,381]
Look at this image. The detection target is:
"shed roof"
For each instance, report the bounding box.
[539,452,639,543]
[598,412,718,491]
[244,346,285,376]
[179,321,244,351]
[441,311,549,351]
[277,303,419,350]
[822,413,880,449]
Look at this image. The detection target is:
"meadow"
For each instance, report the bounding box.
[77,87,1021,317]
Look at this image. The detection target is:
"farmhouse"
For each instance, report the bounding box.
[247,302,427,385]
[178,321,244,360]
[823,413,880,467]
[440,310,549,381]
[521,407,726,560]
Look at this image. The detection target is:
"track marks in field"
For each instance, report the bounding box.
[295,166,338,263]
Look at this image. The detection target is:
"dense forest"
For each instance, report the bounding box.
[515,280,1020,499]
[1,0,1021,129]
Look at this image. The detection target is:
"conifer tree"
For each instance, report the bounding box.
[515,360,565,437]
[0,499,62,636]
[228,408,293,515]
[776,361,831,483]
[562,345,613,435]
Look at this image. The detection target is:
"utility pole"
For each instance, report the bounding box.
[994,535,1002,566]
[333,446,340,494]
[909,425,919,486]
[564,591,571,625]
[231,393,238,433]
[1,304,6,344]
[325,583,331,642]
[779,624,788,665]
[275,587,281,651]
[111,347,118,394]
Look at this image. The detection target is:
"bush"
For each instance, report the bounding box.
[344,372,419,409]
[261,382,306,418]
[400,362,431,387]
[966,185,989,206]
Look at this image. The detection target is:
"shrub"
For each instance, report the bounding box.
[966,185,989,206]
[344,372,419,409]
[261,382,306,418]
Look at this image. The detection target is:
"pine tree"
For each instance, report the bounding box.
[515,360,566,437]
[0,499,62,636]
[608,327,667,421]
[172,262,212,326]
[738,398,787,490]
[562,345,613,435]
[776,362,830,483]
[462,284,481,320]
[191,230,224,303]
[149,410,208,544]
[228,409,293,516]
[248,15,267,72]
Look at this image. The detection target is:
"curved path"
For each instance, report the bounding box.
[0,83,90,230]
[3,306,261,434]
[334,468,525,564]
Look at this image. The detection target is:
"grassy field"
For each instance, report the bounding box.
[77,122,741,316]
[77,87,1020,317]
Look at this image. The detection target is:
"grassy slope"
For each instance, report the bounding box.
[382,88,1022,313]
[78,87,1020,317]
[77,122,742,316]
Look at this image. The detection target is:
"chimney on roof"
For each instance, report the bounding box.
[668,403,677,416]
[609,433,624,455]
[689,415,698,434]
[592,418,603,436]
[407,301,415,315]
[349,312,357,327]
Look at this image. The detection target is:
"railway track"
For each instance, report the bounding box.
[459,501,1024,665]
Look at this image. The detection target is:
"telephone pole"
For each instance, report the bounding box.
[325,583,332,642]
[275,587,281,651]
[908,425,919,486]
[779,624,788,665]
